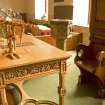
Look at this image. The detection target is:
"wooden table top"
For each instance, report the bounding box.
[0,35,70,70]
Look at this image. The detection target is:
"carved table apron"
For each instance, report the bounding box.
[0,35,70,105]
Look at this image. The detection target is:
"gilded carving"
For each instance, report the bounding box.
[3,61,60,81]
[0,73,5,87]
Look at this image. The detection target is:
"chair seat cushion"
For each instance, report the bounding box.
[76,59,98,73]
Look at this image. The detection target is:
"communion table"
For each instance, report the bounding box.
[0,35,70,105]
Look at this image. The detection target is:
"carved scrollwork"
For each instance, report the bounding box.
[3,60,60,81]
[59,60,67,75]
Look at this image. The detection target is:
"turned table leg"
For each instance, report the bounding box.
[0,88,8,105]
[58,60,66,105]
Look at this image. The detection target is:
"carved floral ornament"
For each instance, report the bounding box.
[0,61,60,85]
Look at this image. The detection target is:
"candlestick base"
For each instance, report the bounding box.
[2,50,20,59]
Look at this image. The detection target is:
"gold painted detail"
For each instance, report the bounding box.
[61,60,66,73]
[3,61,60,81]
[58,87,66,96]
[0,73,5,87]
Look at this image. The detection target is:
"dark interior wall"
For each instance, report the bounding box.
[54,5,73,19]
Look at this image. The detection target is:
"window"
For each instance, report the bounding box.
[35,0,48,20]
[73,0,89,26]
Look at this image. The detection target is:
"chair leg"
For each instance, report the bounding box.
[93,76,105,98]
[97,88,105,98]
[78,68,94,85]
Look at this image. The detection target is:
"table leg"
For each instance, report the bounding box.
[0,87,8,105]
[58,60,66,105]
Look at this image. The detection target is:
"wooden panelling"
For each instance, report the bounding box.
[90,0,105,44]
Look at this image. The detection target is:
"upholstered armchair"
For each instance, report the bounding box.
[74,42,105,98]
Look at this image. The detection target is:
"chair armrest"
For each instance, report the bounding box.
[97,51,105,66]
[75,43,89,59]
[75,42,96,63]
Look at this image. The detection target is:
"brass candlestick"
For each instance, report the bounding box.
[2,22,18,59]
[2,21,24,59]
